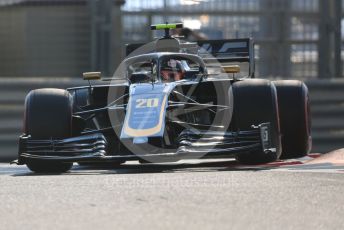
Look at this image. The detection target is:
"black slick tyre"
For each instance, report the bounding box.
[24,88,73,173]
[232,79,282,164]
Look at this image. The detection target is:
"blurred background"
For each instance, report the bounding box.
[0,0,343,160]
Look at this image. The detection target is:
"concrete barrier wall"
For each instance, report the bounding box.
[0,77,343,161]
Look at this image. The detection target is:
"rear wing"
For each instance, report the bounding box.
[197,38,255,77]
[126,38,255,77]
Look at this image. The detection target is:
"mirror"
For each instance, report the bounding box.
[83,72,101,80]
[223,65,240,74]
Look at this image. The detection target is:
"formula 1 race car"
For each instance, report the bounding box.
[15,23,312,173]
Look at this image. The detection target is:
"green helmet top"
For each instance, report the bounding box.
[150,23,183,30]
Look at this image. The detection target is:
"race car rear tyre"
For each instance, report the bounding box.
[273,80,311,159]
[232,79,282,164]
[23,88,73,173]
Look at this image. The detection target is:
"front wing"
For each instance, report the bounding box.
[15,123,275,164]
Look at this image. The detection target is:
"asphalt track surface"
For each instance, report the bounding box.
[1,152,344,230]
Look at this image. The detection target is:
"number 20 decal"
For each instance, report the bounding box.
[136,98,159,108]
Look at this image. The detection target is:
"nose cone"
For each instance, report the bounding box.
[120,83,175,140]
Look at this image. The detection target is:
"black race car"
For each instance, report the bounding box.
[15,23,311,173]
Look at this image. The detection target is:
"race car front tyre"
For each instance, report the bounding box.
[232,79,282,164]
[77,162,124,168]
[23,88,73,173]
[273,80,311,159]
[26,160,73,173]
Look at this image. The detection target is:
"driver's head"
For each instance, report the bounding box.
[161,60,184,82]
